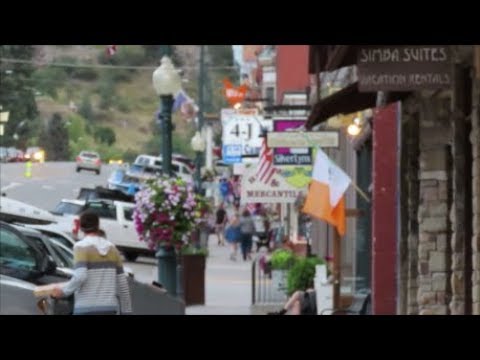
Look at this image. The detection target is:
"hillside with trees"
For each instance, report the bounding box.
[0,45,236,162]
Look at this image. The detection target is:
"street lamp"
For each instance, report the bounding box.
[153,56,182,177]
[191,130,206,191]
[152,56,182,297]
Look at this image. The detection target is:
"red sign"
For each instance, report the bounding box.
[223,79,248,106]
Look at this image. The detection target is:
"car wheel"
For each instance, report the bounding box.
[76,167,81,173]
[124,252,138,262]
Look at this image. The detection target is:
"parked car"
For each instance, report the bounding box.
[50,198,148,262]
[76,151,102,175]
[50,199,86,217]
[134,154,193,183]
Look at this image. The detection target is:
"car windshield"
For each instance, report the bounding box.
[53,201,84,215]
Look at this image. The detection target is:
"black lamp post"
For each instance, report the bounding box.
[152,56,182,296]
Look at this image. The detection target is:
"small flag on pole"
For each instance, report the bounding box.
[256,137,276,184]
[302,148,351,236]
[106,45,117,56]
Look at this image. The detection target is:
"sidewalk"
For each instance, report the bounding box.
[186,234,253,315]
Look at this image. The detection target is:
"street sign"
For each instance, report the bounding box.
[267,131,339,148]
[222,144,242,164]
[358,45,452,92]
[221,108,273,160]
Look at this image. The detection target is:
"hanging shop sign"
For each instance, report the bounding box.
[358,45,452,92]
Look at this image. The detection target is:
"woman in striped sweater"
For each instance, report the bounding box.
[52,211,132,315]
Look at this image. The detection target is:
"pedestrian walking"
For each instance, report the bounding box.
[225,213,242,261]
[51,211,132,315]
[239,209,255,261]
[215,203,228,246]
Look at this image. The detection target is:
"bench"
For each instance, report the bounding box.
[320,290,371,315]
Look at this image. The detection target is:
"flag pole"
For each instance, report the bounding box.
[301,131,371,203]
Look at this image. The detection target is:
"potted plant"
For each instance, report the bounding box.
[286,256,324,296]
[269,249,297,293]
[133,177,208,296]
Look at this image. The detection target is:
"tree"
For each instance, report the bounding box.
[94,126,116,146]
[78,94,94,122]
[39,113,69,161]
[0,45,39,149]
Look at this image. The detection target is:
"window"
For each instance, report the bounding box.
[80,152,99,159]
[124,207,134,222]
[47,240,74,269]
[266,87,275,107]
[43,231,74,250]
[53,201,84,215]
[0,227,37,273]
[85,202,116,220]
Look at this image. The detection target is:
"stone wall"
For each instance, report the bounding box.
[416,97,452,315]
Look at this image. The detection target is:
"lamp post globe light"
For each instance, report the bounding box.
[153,56,182,177]
[191,130,206,191]
[152,56,182,297]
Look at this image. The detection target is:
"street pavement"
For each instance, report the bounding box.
[186,234,252,315]
[1,162,254,315]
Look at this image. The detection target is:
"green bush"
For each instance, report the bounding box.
[180,244,209,257]
[32,67,68,99]
[286,257,324,295]
[66,114,87,142]
[94,126,116,146]
[122,148,137,163]
[115,96,132,113]
[71,65,98,81]
[270,249,296,270]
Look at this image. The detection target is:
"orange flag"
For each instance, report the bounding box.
[302,148,351,236]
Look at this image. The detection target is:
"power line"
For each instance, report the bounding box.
[0,58,240,71]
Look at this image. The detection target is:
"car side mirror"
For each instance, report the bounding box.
[41,256,57,275]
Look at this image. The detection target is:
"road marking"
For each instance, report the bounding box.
[41,185,55,191]
[1,182,23,192]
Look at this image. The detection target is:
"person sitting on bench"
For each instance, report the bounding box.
[268,281,317,315]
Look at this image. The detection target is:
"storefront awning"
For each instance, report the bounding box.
[305,82,411,130]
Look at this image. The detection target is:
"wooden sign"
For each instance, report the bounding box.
[358,45,452,92]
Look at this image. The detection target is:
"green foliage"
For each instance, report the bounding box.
[39,113,70,161]
[122,148,138,163]
[97,75,116,110]
[66,114,86,142]
[32,67,68,99]
[286,256,324,295]
[71,63,98,81]
[0,45,39,149]
[180,244,209,257]
[78,94,94,121]
[94,126,116,146]
[270,249,297,270]
[114,96,132,113]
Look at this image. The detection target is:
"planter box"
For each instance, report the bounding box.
[271,269,288,293]
[181,254,206,306]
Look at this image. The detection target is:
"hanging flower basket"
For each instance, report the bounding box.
[133,177,210,252]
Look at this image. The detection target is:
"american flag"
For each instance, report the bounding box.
[256,137,276,184]
[106,45,117,56]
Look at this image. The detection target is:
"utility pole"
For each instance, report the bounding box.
[195,45,206,192]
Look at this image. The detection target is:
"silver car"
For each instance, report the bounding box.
[76,151,102,175]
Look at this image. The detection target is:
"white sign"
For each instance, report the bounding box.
[240,166,307,204]
[221,108,273,158]
[267,131,339,148]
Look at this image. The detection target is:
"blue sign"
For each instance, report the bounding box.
[222,144,242,164]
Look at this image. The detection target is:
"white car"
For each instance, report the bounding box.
[134,154,194,183]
